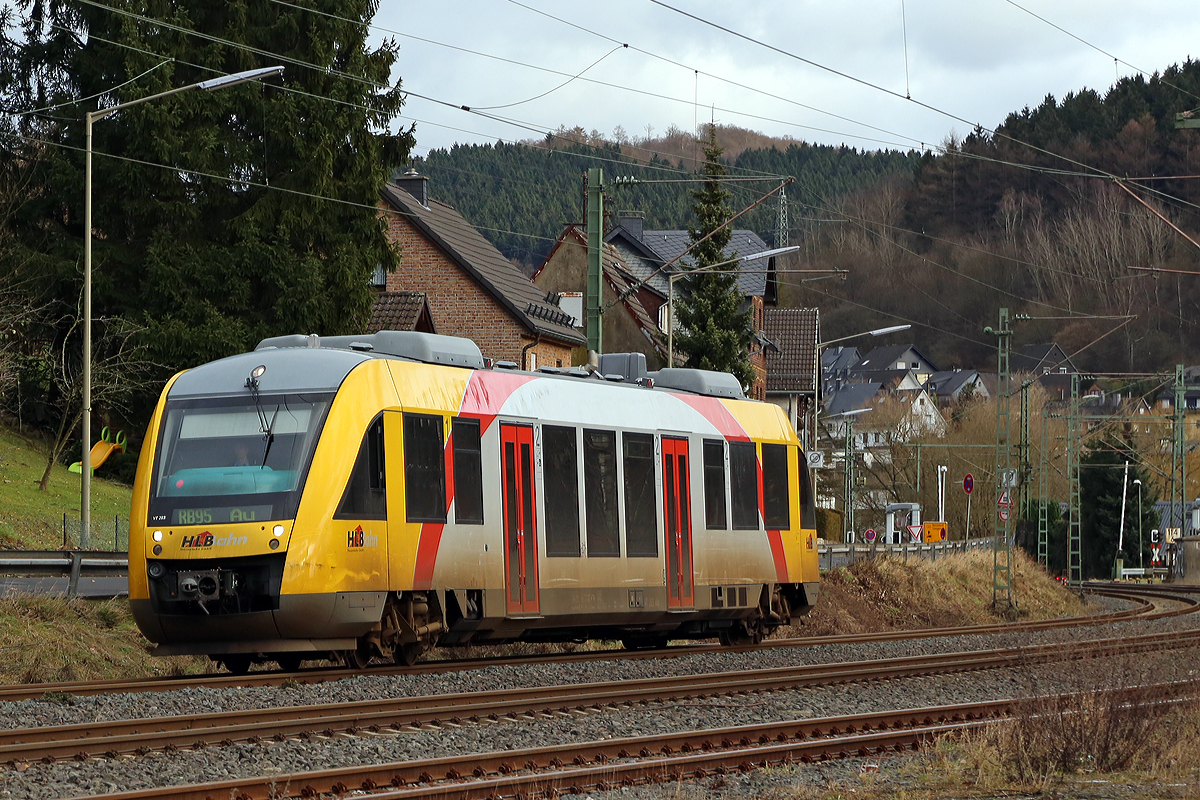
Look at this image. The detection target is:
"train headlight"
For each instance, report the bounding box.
[147,561,166,579]
[152,530,163,542]
[273,525,284,537]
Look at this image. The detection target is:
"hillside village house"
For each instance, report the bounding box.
[605,214,780,399]
[763,307,819,444]
[533,225,668,368]
[375,171,584,367]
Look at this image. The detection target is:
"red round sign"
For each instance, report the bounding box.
[865,528,877,542]
[963,473,974,494]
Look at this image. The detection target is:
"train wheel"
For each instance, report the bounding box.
[221,654,252,675]
[395,642,424,666]
[343,646,372,670]
[276,654,302,672]
[719,619,763,647]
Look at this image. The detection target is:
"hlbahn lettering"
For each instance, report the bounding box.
[179,532,248,549]
[348,525,378,549]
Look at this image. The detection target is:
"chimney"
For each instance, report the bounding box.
[395,167,430,207]
[617,211,644,241]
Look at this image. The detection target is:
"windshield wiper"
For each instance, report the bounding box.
[261,406,278,468]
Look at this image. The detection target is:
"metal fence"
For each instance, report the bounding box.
[61,515,129,552]
[817,536,996,572]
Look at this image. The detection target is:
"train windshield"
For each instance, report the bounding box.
[148,393,332,526]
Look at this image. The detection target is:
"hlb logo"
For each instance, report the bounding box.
[347,525,378,549]
[179,531,248,549]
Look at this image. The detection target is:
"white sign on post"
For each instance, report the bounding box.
[908,524,923,542]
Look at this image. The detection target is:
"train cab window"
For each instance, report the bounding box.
[623,432,658,557]
[543,425,581,556]
[762,443,791,530]
[583,428,620,557]
[730,441,760,530]
[452,418,484,525]
[404,413,446,523]
[334,415,386,520]
[703,439,727,529]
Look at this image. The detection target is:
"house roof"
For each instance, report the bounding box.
[366,291,436,334]
[850,368,916,391]
[380,183,584,346]
[763,307,818,394]
[605,228,672,297]
[822,346,861,373]
[825,382,883,416]
[1012,343,1075,373]
[855,344,939,374]
[925,370,979,398]
[636,229,772,297]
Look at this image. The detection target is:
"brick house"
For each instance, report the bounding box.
[532,225,668,369]
[377,172,583,368]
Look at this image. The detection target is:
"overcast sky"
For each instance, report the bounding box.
[373,0,1200,161]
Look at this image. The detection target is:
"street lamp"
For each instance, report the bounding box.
[665,245,801,365]
[1133,478,1143,570]
[81,65,283,547]
[812,324,912,451]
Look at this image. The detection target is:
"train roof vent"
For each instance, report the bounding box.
[597,352,648,383]
[650,368,745,399]
[256,331,485,369]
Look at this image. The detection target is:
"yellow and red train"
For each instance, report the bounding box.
[129,331,819,671]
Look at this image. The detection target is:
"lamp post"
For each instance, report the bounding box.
[812,324,911,452]
[1133,478,1143,570]
[81,65,283,547]
[665,245,801,366]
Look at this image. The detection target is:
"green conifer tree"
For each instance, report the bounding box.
[673,126,755,387]
[0,0,414,373]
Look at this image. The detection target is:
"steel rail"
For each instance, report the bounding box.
[0,584,1175,704]
[58,682,1200,800]
[6,623,1200,765]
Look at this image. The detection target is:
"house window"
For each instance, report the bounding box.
[528,352,537,370]
[404,413,445,523]
[1059,366,1068,374]
[730,442,759,530]
[543,425,580,556]
[335,415,386,520]
[762,443,790,530]
[452,418,483,525]
[559,292,584,327]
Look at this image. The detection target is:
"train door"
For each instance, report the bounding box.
[501,423,539,615]
[662,436,694,609]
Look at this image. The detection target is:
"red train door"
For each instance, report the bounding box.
[662,436,694,609]
[501,424,539,615]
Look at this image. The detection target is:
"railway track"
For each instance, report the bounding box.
[5,618,1199,765]
[0,584,1182,704]
[57,681,1200,800]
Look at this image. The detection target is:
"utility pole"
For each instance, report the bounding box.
[986,309,1014,610]
[585,168,605,357]
[1174,364,1186,538]
[1067,373,1082,586]
[843,415,856,542]
[1037,412,1049,568]
[777,181,788,248]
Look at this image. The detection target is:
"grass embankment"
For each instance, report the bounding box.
[0,596,205,683]
[0,423,133,550]
[797,546,1085,636]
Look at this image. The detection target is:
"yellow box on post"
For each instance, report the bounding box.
[924,521,948,543]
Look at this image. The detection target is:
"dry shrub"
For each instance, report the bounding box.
[989,649,1200,785]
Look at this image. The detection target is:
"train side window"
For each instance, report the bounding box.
[453,418,484,525]
[404,413,446,523]
[583,428,620,557]
[334,415,386,520]
[762,442,791,529]
[703,439,727,529]
[623,432,658,557]
[543,425,581,556]
[730,441,759,530]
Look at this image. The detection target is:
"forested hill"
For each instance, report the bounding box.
[410,132,918,270]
